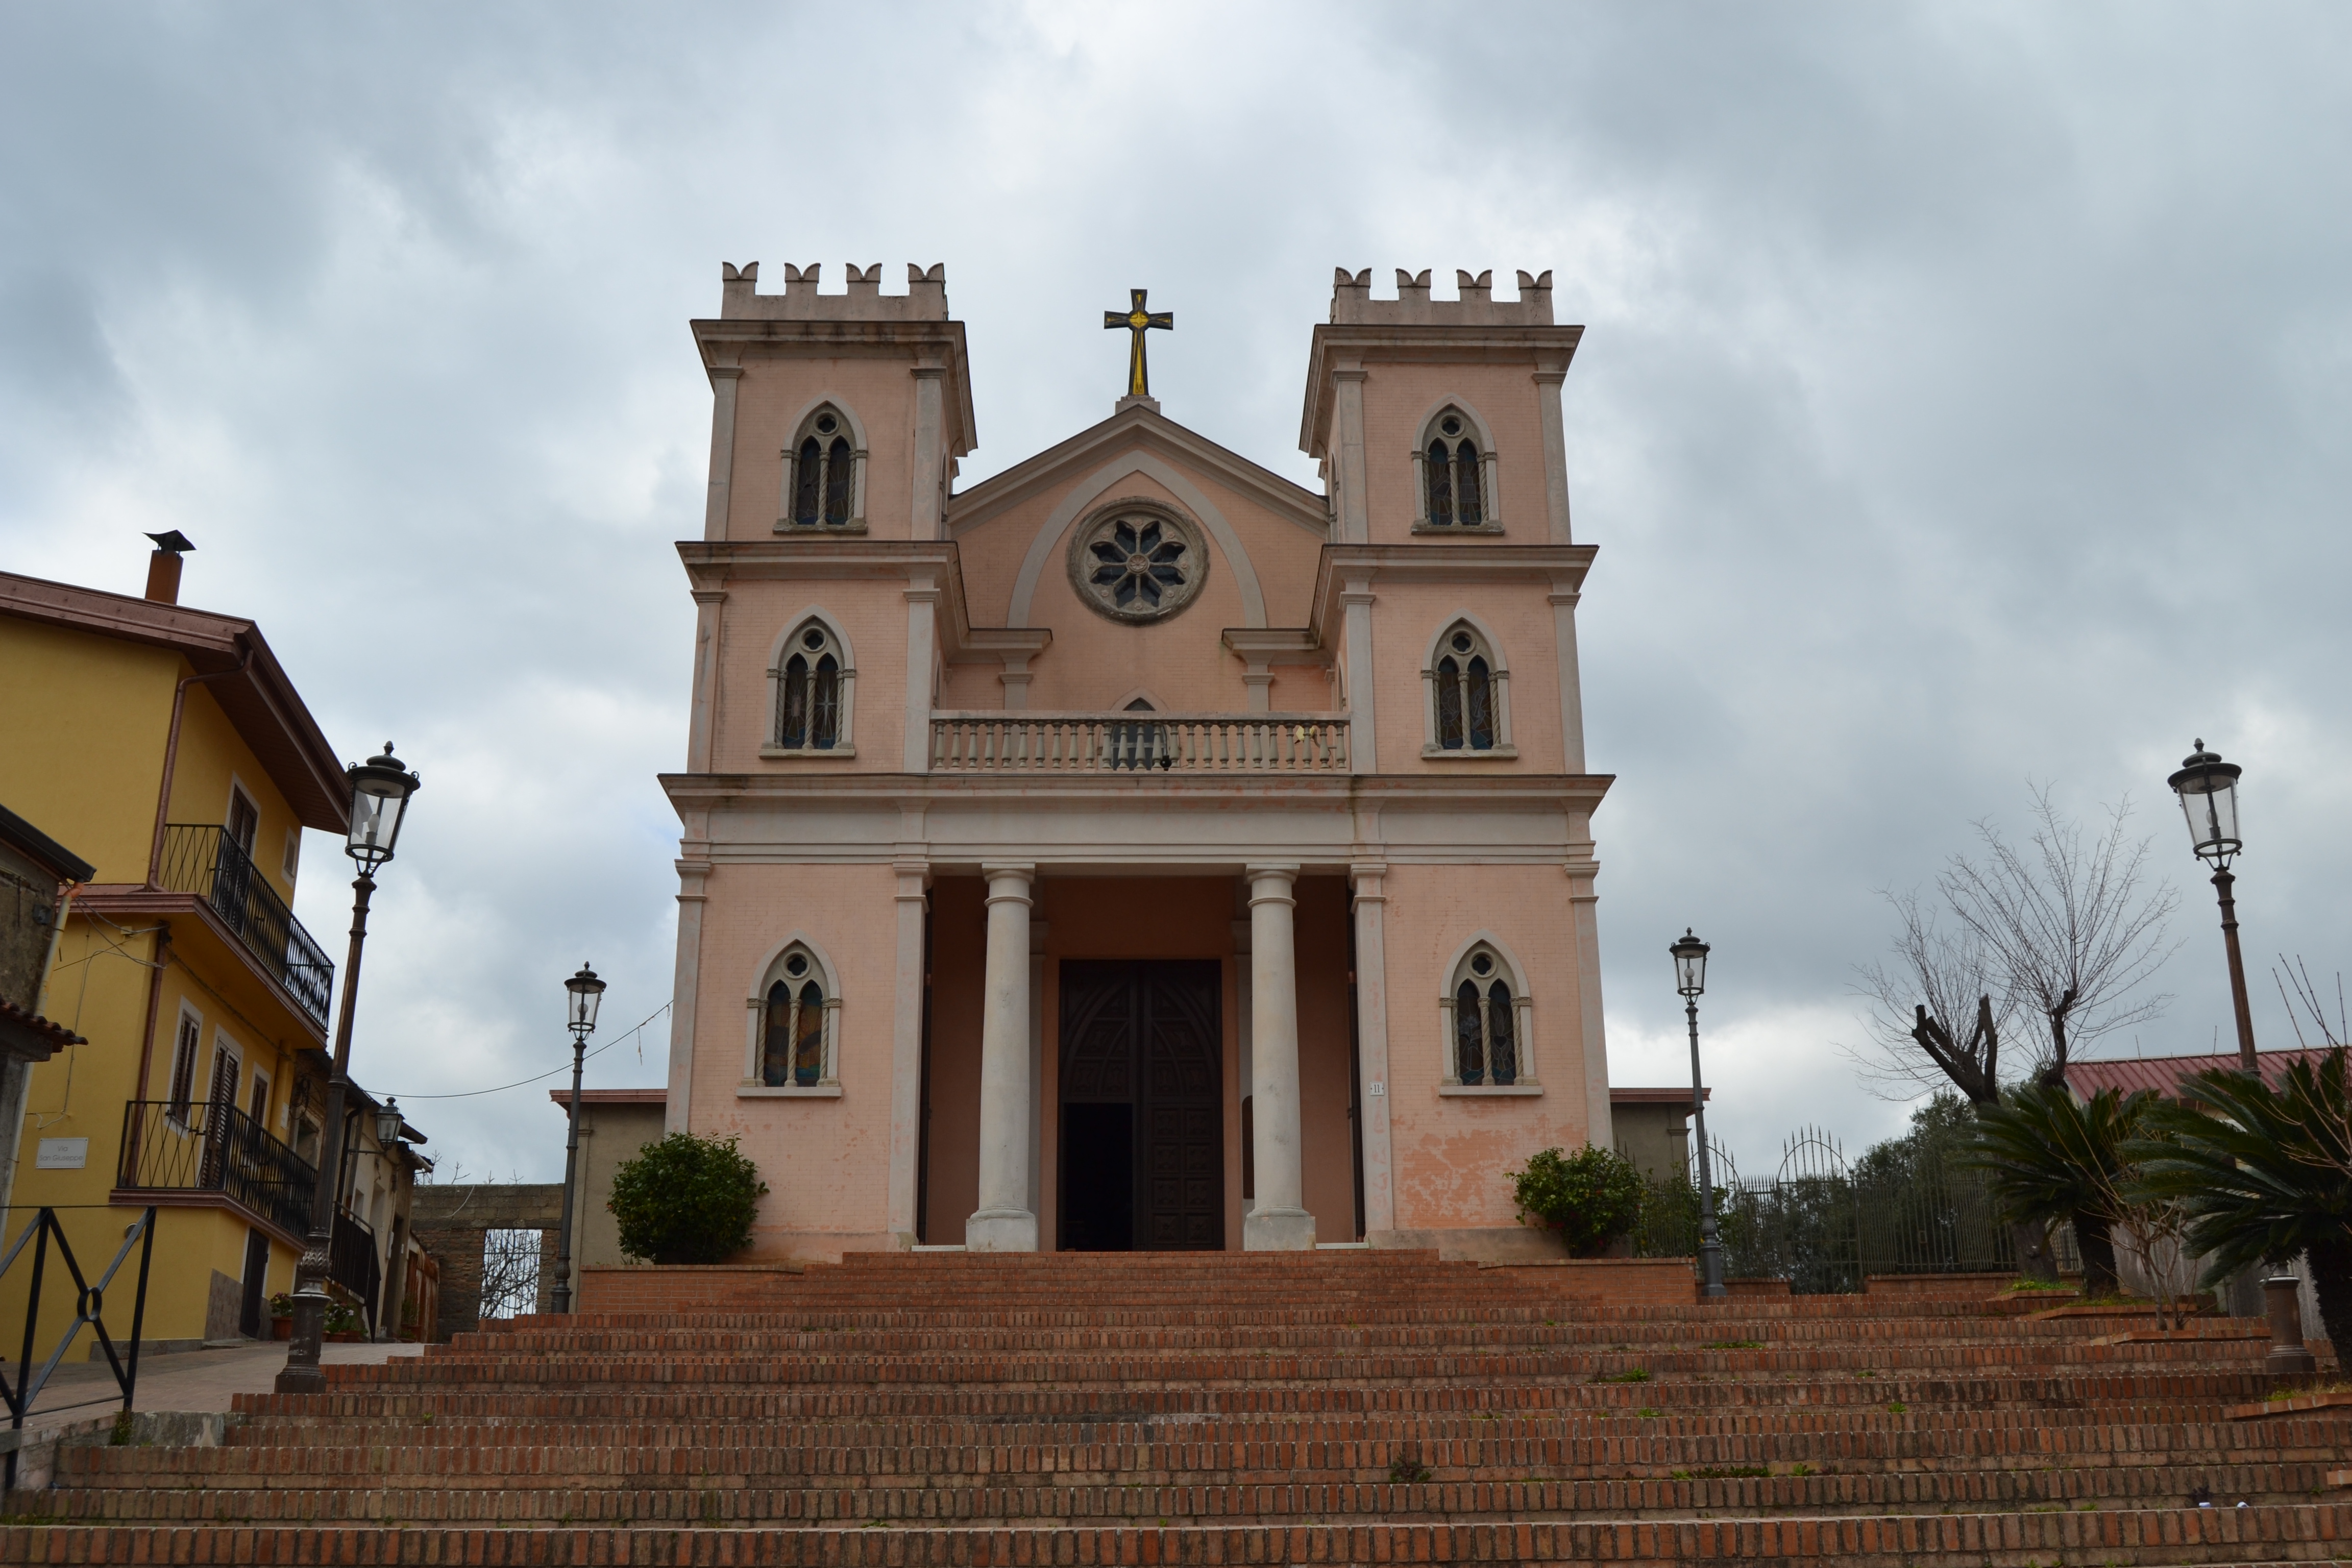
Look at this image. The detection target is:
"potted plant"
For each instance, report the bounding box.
[323,1300,362,1342]
[267,1292,295,1340]
[1509,1144,1646,1258]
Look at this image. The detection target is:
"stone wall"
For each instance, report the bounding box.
[409,1183,561,1339]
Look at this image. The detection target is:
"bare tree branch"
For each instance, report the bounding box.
[1842,888,2017,1103]
[1938,786,2179,1082]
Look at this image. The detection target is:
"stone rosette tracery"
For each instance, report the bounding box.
[1065,500,1209,624]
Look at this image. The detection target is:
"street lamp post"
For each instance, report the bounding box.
[2167,741,2256,1072]
[1670,929,1727,1300]
[277,745,419,1395]
[549,963,605,1315]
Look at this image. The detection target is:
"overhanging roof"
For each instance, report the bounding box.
[0,572,350,832]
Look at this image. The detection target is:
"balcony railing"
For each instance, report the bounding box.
[118,1099,317,1240]
[157,825,334,1028]
[930,713,1351,774]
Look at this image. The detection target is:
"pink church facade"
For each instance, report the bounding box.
[659,262,1616,1261]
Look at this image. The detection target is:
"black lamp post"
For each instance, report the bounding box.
[277,745,419,1394]
[1670,928,1727,1300]
[549,963,605,1314]
[2167,741,2256,1072]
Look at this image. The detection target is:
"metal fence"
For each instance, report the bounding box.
[1632,1125,2077,1292]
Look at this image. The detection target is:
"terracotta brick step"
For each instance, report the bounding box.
[188,1406,2352,1461]
[305,1356,2293,1411]
[229,1373,2301,1425]
[20,1458,2345,1527]
[435,1320,2254,1356]
[3,1506,2349,1565]
[71,1412,2346,1488]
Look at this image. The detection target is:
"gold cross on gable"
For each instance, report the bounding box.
[1103,288,1173,399]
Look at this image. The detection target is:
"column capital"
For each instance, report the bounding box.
[1245,862,1300,883]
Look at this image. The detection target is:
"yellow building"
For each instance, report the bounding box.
[0,541,427,1357]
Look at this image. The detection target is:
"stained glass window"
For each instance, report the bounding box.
[778,654,810,747]
[1455,439,1483,526]
[1487,979,1516,1085]
[1455,979,1486,1085]
[823,436,854,524]
[1426,440,1455,527]
[793,437,824,525]
[1467,657,1494,750]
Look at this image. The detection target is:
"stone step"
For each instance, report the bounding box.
[19,1460,2346,1525]
[2,1507,2349,1565]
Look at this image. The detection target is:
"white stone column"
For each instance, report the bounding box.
[1549,581,1588,775]
[1533,367,1572,544]
[1341,577,1378,774]
[703,365,742,542]
[1244,864,1315,1250]
[911,366,946,541]
[885,862,929,1246]
[1332,369,1370,544]
[967,864,1038,1252]
[662,849,709,1136]
[1350,862,1395,1234]
[903,574,940,772]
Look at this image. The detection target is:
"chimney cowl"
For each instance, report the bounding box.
[142,530,192,604]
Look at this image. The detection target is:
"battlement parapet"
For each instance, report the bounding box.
[1329,267,1553,327]
[719,261,950,321]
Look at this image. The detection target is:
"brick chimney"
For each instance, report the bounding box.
[142,531,193,604]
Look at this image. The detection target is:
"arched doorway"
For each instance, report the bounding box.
[1058,960,1222,1250]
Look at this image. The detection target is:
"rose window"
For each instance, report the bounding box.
[1066,503,1208,623]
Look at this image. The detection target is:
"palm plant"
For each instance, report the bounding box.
[1964,1082,2155,1296]
[2129,1047,2352,1356]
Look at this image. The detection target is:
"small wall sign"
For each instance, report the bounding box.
[35,1137,87,1169]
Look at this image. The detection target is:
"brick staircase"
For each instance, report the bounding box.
[5,1250,2346,1565]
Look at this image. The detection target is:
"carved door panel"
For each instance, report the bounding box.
[1059,960,1222,1251]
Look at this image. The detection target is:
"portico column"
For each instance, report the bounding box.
[1244,864,1316,1251]
[967,864,1038,1252]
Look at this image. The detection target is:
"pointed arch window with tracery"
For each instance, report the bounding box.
[779,406,866,531]
[1423,620,1513,757]
[769,619,854,756]
[747,945,840,1093]
[1440,944,1536,1093]
[1414,407,1500,532]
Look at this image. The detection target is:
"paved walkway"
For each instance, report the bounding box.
[24,1341,425,1423]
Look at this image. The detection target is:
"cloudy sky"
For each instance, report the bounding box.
[4,3,2346,1185]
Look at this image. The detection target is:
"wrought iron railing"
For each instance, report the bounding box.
[0,1206,155,1488]
[930,713,1350,774]
[156,825,334,1028]
[118,1100,317,1240]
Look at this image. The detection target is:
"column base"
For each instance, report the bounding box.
[1243,1207,1317,1252]
[964,1209,1038,1253]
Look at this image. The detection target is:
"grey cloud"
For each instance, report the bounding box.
[2,1,2344,1178]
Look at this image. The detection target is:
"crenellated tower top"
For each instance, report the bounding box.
[719,261,950,322]
[1328,267,1553,327]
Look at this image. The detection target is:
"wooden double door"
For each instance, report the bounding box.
[1058,961,1223,1251]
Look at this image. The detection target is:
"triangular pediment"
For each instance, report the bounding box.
[947,401,1328,540]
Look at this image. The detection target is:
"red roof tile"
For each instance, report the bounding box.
[2063,1047,2335,1101]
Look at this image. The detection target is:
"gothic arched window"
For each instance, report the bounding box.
[1425,621,1509,755]
[758,948,834,1088]
[781,406,865,531]
[1443,944,1530,1090]
[771,619,854,754]
[1416,407,1496,531]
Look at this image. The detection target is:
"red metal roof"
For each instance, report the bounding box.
[2063,1048,2335,1101]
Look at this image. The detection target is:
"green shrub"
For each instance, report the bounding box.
[607,1132,769,1264]
[1509,1144,1646,1257]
